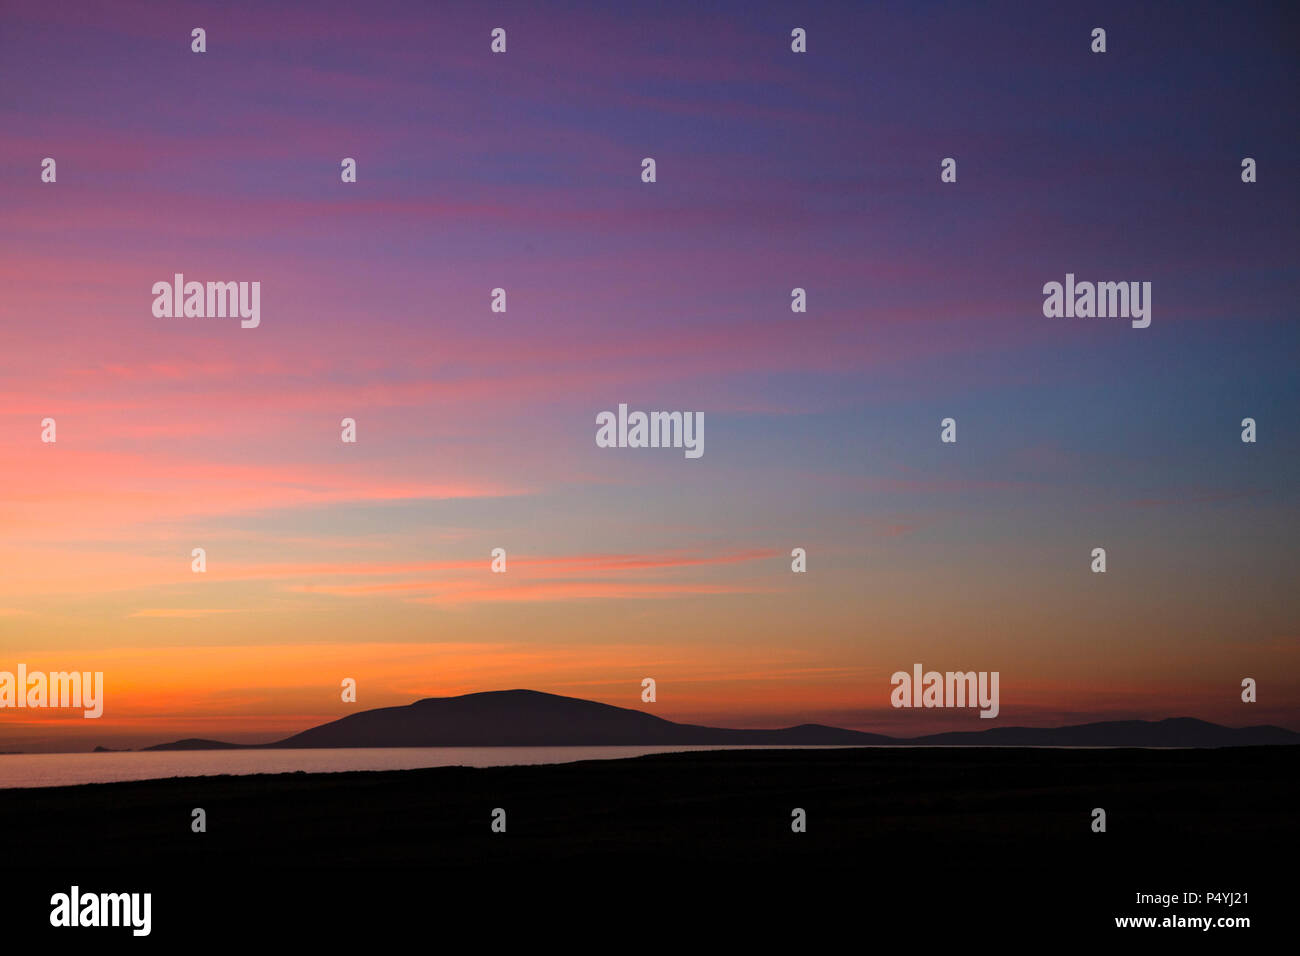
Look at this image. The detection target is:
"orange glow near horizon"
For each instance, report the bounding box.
[3,634,1297,752]
[2,1,1297,755]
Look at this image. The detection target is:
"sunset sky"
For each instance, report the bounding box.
[1,0,1297,751]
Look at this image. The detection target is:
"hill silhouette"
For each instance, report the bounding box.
[137,689,1300,751]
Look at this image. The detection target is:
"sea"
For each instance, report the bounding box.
[0,745,866,789]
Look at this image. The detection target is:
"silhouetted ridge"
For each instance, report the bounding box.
[144,738,246,751]
[140,691,1300,751]
[913,717,1300,748]
[271,689,890,748]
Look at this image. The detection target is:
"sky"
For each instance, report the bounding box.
[1,0,1297,751]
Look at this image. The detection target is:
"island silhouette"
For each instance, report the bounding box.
[131,688,1299,750]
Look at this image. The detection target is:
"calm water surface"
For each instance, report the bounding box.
[0,745,866,789]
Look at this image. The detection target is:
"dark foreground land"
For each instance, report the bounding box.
[1,746,1292,941]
